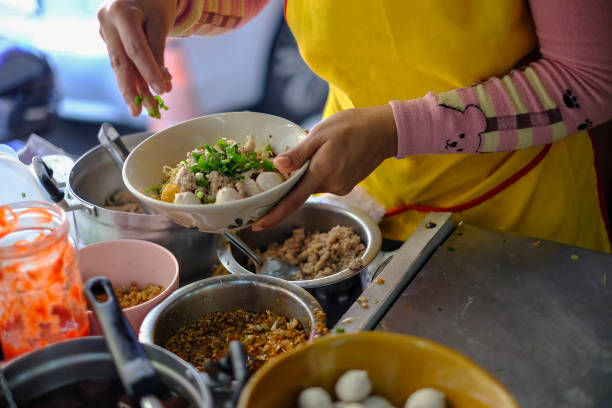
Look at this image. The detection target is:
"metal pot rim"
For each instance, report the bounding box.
[216,201,382,288]
[138,273,326,344]
[67,132,166,218]
[3,335,212,407]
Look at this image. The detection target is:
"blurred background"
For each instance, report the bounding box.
[0,0,328,156]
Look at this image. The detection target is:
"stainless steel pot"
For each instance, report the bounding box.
[216,201,382,326]
[2,336,213,407]
[139,274,327,347]
[35,131,217,283]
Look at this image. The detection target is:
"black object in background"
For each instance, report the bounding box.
[0,46,57,141]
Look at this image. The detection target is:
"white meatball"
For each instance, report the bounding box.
[335,370,372,402]
[363,395,395,408]
[173,191,200,205]
[256,171,283,191]
[243,178,263,197]
[215,187,241,204]
[403,388,446,408]
[298,387,334,408]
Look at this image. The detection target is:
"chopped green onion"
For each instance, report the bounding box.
[262,159,275,171]
[335,328,345,334]
[145,185,160,194]
[265,143,273,152]
[196,191,204,200]
[571,254,579,261]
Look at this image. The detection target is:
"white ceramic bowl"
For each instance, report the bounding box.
[122,112,308,233]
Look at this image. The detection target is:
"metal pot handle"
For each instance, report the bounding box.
[83,277,165,405]
[31,155,95,215]
[32,156,64,203]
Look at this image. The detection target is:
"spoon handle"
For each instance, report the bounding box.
[223,232,264,267]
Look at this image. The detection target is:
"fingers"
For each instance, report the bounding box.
[99,24,144,116]
[274,132,321,173]
[113,7,167,94]
[253,169,319,230]
[145,16,172,92]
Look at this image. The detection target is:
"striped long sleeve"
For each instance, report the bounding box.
[391,0,612,156]
[170,0,270,37]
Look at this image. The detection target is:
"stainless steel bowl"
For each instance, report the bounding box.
[2,336,213,407]
[216,201,382,326]
[139,274,327,347]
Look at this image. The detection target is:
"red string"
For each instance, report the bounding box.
[385,144,552,217]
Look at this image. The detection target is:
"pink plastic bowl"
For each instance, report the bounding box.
[78,239,179,335]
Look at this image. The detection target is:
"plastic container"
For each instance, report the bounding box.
[0,144,47,205]
[0,201,89,359]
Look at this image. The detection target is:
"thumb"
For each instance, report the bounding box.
[274,133,321,173]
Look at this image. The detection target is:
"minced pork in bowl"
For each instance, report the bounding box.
[217,201,382,326]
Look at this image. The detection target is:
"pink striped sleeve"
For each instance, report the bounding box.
[170,0,270,38]
[391,0,612,156]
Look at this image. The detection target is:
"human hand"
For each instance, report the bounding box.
[253,104,398,230]
[97,0,175,116]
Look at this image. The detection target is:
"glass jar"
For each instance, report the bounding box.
[0,201,89,359]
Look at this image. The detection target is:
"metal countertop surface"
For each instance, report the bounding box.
[376,223,612,408]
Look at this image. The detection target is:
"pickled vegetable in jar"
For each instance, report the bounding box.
[0,201,89,359]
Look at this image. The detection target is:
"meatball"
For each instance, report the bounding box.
[299,387,334,408]
[403,388,446,408]
[173,191,200,205]
[216,187,241,204]
[256,171,283,191]
[335,370,372,402]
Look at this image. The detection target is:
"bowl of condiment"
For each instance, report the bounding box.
[139,274,327,373]
[122,112,308,233]
[79,239,179,334]
[237,332,518,408]
[217,201,382,326]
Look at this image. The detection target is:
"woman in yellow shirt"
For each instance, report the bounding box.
[98,0,612,252]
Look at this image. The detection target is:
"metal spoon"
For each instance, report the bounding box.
[223,232,300,280]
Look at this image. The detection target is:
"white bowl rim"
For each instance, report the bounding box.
[122,112,309,211]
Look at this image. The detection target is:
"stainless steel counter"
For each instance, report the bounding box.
[376,223,612,408]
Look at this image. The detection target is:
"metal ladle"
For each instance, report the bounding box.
[98,123,299,280]
[223,232,299,280]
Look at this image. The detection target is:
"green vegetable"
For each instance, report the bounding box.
[145,185,161,194]
[335,328,345,334]
[21,192,26,198]
[196,191,204,200]
[265,143,273,152]
[134,94,169,119]
[186,137,278,180]
[262,158,275,171]
[570,254,579,261]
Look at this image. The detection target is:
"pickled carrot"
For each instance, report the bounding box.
[0,204,90,360]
